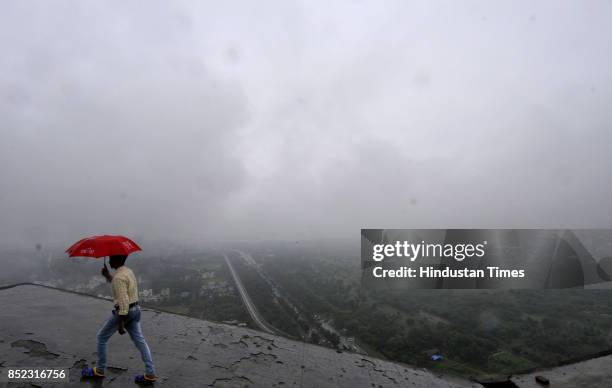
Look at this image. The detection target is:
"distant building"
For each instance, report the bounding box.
[139,289,158,302]
[160,288,170,298]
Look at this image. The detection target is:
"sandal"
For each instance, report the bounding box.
[81,366,105,378]
[135,374,157,385]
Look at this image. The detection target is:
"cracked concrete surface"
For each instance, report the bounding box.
[0,284,479,387]
[10,340,60,360]
[6,285,611,387]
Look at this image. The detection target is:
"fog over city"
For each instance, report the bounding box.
[1,1,612,247]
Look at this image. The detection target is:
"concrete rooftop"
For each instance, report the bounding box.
[2,284,612,388]
[0,284,478,387]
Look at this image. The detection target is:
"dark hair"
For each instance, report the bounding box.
[109,255,127,266]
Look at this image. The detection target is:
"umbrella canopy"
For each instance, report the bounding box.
[66,235,142,258]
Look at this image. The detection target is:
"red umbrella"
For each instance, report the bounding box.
[66,235,142,258]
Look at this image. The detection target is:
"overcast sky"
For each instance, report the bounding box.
[1,1,612,246]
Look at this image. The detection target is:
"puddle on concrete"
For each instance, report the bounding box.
[10,339,59,359]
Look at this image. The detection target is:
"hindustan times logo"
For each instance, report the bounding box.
[372,241,487,262]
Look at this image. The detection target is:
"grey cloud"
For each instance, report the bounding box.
[1,1,612,247]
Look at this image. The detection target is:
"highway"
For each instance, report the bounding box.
[223,253,276,334]
[232,249,365,353]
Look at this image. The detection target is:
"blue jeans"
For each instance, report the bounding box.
[96,306,155,375]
